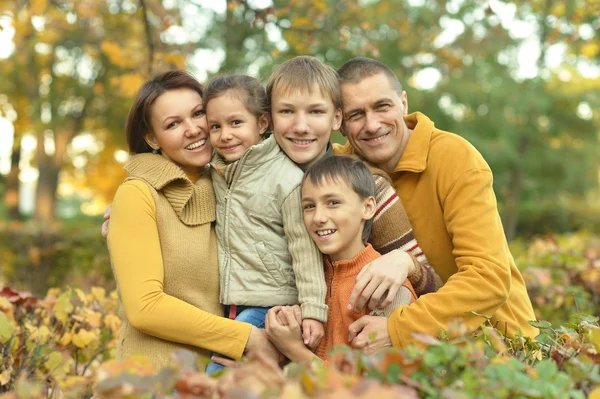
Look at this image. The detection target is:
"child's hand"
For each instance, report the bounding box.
[301,318,324,350]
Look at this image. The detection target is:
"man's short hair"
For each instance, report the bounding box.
[302,156,375,244]
[266,56,342,110]
[337,57,403,95]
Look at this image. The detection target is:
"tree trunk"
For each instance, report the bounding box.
[501,137,529,241]
[34,154,60,225]
[4,136,22,221]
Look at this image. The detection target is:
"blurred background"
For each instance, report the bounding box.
[0,0,598,308]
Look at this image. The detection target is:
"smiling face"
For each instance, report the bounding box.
[144,88,212,176]
[341,73,410,174]
[271,85,342,170]
[206,91,269,162]
[301,177,375,262]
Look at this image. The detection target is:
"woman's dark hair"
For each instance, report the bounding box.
[203,75,269,120]
[125,70,204,154]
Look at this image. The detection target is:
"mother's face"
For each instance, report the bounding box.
[144,88,213,175]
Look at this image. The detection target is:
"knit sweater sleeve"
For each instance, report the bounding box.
[370,175,444,296]
[281,186,328,323]
[108,180,252,360]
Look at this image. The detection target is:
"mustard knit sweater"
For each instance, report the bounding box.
[108,154,251,370]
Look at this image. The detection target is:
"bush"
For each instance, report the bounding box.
[0,220,114,296]
[0,233,599,398]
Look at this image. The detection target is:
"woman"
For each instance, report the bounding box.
[107,70,276,370]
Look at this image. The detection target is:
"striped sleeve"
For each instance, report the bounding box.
[369,174,444,296]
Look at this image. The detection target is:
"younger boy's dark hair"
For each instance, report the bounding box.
[302,156,376,244]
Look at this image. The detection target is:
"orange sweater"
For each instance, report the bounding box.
[315,244,416,361]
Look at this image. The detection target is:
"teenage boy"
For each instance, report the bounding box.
[265,156,416,363]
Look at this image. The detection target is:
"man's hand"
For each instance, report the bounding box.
[348,249,415,312]
[301,318,324,350]
[348,315,392,355]
[101,205,111,240]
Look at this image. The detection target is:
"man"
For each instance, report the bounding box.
[334,57,538,352]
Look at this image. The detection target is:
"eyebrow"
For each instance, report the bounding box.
[162,104,203,125]
[302,192,340,202]
[345,97,394,115]
[277,102,328,108]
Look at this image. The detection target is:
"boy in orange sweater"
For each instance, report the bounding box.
[266,155,416,363]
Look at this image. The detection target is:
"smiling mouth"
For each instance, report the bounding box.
[185,139,207,150]
[316,229,336,237]
[288,138,316,146]
[363,133,389,143]
[219,144,241,151]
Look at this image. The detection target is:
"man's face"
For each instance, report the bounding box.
[271,85,342,170]
[341,73,409,174]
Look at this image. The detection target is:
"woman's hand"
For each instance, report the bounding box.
[245,326,281,365]
[348,249,415,312]
[348,315,392,355]
[265,306,316,364]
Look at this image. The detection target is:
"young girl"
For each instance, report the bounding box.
[203,75,327,373]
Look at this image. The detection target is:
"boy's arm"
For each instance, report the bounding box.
[281,186,328,323]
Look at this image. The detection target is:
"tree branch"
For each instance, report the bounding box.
[139,0,155,76]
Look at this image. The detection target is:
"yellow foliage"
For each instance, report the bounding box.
[44,351,72,380]
[29,0,47,15]
[111,74,146,98]
[291,17,313,28]
[580,42,599,59]
[59,332,72,346]
[53,290,74,323]
[91,287,106,303]
[0,312,15,344]
[86,310,102,328]
[72,328,95,348]
[104,313,121,333]
[0,369,10,386]
[162,53,186,69]
[100,41,138,69]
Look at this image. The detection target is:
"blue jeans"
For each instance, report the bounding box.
[205,306,269,374]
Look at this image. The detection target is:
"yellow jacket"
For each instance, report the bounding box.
[335,112,538,346]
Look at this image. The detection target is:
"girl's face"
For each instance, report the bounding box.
[206,91,269,163]
[144,88,212,176]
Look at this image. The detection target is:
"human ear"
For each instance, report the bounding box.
[258,113,270,135]
[401,91,408,116]
[144,132,160,151]
[332,108,342,131]
[362,196,376,220]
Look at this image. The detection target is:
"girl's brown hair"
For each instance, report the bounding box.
[203,75,269,120]
[126,70,204,154]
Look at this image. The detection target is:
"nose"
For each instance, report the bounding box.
[219,127,233,141]
[292,113,309,134]
[313,205,328,225]
[184,118,201,137]
[364,112,382,134]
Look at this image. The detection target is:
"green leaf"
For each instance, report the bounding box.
[535,360,557,380]
[53,290,74,323]
[0,313,15,344]
[528,320,552,329]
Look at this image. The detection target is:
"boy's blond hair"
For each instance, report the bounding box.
[266,56,342,110]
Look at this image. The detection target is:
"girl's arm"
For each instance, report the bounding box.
[281,186,328,323]
[108,180,253,360]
